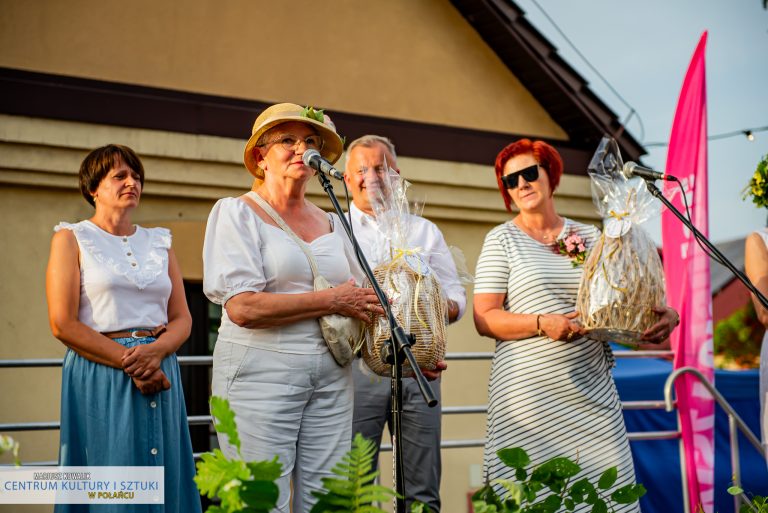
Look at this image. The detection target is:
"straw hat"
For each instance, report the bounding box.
[243,103,344,180]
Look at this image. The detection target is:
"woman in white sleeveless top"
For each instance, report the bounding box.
[203,103,384,513]
[46,144,201,512]
[473,139,679,512]
[744,228,768,463]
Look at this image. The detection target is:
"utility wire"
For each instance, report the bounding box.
[644,125,768,147]
[527,0,646,142]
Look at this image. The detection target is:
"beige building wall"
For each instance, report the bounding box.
[0,114,597,512]
[0,0,566,140]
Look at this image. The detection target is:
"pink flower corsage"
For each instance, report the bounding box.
[555,232,587,267]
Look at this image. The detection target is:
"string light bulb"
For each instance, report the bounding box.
[645,125,767,147]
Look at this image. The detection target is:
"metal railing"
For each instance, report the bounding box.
[1,350,681,460]
[6,351,764,513]
[664,366,766,513]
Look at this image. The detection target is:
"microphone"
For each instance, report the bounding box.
[622,161,674,181]
[302,149,344,180]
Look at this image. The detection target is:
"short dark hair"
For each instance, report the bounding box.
[79,144,145,207]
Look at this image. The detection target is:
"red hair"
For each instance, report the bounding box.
[494,139,563,213]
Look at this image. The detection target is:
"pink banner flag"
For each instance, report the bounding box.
[662,32,715,513]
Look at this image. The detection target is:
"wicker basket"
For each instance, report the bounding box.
[362,257,447,377]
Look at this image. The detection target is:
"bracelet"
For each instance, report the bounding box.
[536,314,543,336]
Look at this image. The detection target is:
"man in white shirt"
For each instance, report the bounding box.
[343,135,466,512]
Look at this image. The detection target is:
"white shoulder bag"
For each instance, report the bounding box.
[242,192,364,367]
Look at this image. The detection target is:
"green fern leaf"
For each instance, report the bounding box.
[358,486,400,503]
[310,433,396,512]
[321,495,354,507]
[355,506,389,513]
[322,478,355,495]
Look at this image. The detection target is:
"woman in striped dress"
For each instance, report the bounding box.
[473,139,678,511]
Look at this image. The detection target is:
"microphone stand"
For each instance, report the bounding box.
[315,171,438,513]
[645,180,768,309]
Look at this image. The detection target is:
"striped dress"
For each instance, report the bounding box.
[474,218,639,512]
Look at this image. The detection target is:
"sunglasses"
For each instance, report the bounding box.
[501,164,540,189]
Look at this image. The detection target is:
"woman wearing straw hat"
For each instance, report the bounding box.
[473,139,679,511]
[203,103,384,512]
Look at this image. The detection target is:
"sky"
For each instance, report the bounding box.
[513,0,768,245]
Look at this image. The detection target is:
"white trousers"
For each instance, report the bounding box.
[212,341,353,512]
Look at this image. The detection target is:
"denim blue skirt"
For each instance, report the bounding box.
[55,335,201,512]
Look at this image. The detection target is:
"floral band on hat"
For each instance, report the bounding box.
[301,106,325,123]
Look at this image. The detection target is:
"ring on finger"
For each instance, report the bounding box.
[566,332,574,341]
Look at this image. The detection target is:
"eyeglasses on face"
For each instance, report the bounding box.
[501,164,540,189]
[259,134,324,152]
[353,164,388,176]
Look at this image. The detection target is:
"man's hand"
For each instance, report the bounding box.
[446,299,460,323]
[420,360,447,381]
[640,306,680,344]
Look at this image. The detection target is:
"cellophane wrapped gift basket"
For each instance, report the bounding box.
[361,167,447,377]
[576,137,666,345]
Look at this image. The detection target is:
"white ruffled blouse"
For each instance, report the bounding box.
[202,194,362,354]
[54,220,172,332]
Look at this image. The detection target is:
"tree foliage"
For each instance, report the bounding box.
[714,302,763,369]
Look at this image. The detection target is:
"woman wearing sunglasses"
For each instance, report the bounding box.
[202,103,383,512]
[473,138,677,510]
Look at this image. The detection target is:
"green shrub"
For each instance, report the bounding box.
[196,397,397,513]
[472,448,645,512]
[0,434,20,466]
[197,397,646,513]
[714,302,764,369]
[195,397,281,513]
[728,485,768,513]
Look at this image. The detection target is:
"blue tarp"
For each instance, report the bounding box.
[613,354,768,513]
